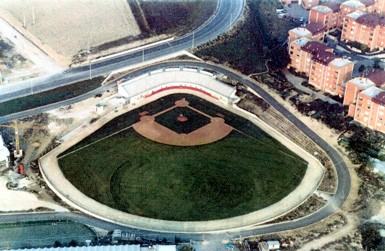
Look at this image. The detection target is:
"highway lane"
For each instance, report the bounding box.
[0,61,351,239]
[0,0,244,103]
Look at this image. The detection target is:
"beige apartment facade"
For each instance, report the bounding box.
[288,23,325,44]
[342,12,385,51]
[344,70,385,133]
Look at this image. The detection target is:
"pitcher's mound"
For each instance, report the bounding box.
[133,99,233,146]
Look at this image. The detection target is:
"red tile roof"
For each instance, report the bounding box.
[322,2,340,12]
[305,23,324,35]
[301,41,331,54]
[312,51,339,65]
[356,13,385,28]
[359,0,375,7]
[364,69,385,86]
[373,92,385,105]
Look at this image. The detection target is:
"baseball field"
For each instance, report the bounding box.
[58,94,307,221]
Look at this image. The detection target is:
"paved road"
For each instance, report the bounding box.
[0,61,351,240]
[0,0,244,103]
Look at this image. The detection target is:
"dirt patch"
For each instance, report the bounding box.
[0,0,141,59]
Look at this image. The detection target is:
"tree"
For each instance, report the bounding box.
[361,225,382,250]
[358,64,365,72]
[373,58,381,69]
[69,240,78,247]
[53,241,62,248]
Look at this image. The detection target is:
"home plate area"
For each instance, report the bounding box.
[132,98,233,146]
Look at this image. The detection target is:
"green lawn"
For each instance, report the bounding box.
[0,77,103,117]
[0,221,96,249]
[58,94,307,221]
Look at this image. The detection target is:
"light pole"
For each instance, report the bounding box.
[192,33,195,48]
[229,13,232,30]
[166,41,175,54]
[87,36,92,79]
[89,59,92,80]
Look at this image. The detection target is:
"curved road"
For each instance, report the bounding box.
[0,0,244,103]
[0,61,351,239]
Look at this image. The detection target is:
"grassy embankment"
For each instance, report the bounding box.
[0,77,103,117]
[0,221,96,249]
[195,0,297,74]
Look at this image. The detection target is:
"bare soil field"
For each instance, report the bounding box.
[0,0,141,59]
[0,37,33,82]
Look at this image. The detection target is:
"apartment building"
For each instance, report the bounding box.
[288,23,325,44]
[288,38,314,74]
[289,39,332,74]
[344,70,385,132]
[302,0,320,10]
[289,39,353,96]
[353,86,385,132]
[309,53,354,96]
[340,0,367,17]
[341,11,385,51]
[375,0,385,14]
[309,3,341,30]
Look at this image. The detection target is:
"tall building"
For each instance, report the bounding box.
[288,23,325,44]
[359,0,377,12]
[375,0,385,14]
[309,3,341,30]
[289,39,333,74]
[302,0,320,10]
[341,11,385,51]
[309,54,354,96]
[340,0,367,17]
[344,70,385,133]
[289,39,354,96]
[353,86,385,131]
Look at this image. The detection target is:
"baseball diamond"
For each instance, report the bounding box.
[58,94,308,221]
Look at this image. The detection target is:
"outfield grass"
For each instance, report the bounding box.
[58,94,307,221]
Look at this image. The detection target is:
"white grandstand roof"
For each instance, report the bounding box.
[8,245,176,251]
[361,86,383,98]
[291,27,312,37]
[0,134,9,160]
[347,11,366,19]
[119,68,236,99]
[342,0,365,8]
[292,37,311,46]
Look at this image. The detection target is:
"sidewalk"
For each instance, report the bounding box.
[337,42,385,59]
[282,69,339,104]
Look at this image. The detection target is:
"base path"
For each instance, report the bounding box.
[133,99,233,146]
